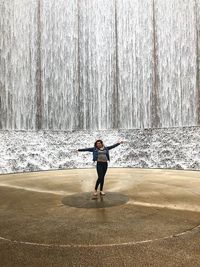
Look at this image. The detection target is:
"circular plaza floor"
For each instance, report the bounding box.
[0,168,200,266]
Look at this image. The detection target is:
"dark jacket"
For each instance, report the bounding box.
[78,143,120,162]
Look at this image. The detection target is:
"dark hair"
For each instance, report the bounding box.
[94,139,104,148]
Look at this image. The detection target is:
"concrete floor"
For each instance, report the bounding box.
[0,168,200,267]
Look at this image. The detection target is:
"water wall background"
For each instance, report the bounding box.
[1,0,200,173]
[1,0,200,131]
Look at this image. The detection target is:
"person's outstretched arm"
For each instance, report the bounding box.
[77,147,94,152]
[106,141,123,150]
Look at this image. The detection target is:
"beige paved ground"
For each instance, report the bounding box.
[0,168,200,266]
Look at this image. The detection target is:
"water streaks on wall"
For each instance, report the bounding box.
[0,0,199,130]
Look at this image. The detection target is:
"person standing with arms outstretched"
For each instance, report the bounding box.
[77,140,123,196]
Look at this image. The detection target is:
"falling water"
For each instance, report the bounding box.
[0,0,199,130]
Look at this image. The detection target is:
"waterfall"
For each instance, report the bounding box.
[155,0,197,127]
[0,0,199,130]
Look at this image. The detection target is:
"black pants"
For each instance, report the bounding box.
[95,162,108,191]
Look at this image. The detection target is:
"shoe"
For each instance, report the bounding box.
[93,191,98,196]
[100,191,105,196]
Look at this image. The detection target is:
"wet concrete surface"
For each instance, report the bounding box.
[62,192,129,208]
[0,168,200,266]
